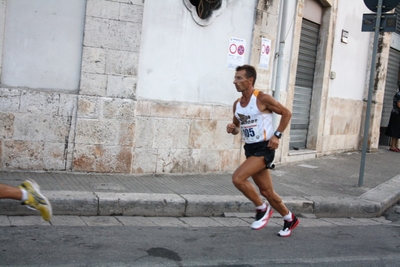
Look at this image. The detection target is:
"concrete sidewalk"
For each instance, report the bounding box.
[1,146,400,218]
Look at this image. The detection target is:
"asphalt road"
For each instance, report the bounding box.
[1,215,399,267]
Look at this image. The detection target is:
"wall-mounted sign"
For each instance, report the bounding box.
[341,30,349,44]
[259,38,271,69]
[227,37,246,70]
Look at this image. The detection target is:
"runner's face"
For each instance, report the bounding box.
[234,70,252,92]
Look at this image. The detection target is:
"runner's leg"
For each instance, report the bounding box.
[232,156,266,206]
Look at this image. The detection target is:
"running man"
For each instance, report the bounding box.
[0,179,52,221]
[226,65,299,237]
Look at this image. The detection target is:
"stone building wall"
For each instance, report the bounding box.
[72,0,143,173]
[0,0,392,174]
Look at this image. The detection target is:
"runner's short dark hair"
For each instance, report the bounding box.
[236,65,257,86]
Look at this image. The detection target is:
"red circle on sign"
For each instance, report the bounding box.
[265,45,270,55]
[229,44,237,54]
[238,45,245,55]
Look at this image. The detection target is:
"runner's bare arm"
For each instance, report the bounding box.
[259,92,292,133]
[258,92,291,148]
[227,100,240,135]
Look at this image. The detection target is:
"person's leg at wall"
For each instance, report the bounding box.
[389,137,400,152]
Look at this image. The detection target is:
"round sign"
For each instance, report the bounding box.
[364,0,400,12]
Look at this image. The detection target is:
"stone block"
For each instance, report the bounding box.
[86,0,120,20]
[96,192,186,216]
[0,191,98,216]
[189,120,233,149]
[109,0,144,5]
[77,96,102,119]
[119,3,144,22]
[83,17,141,51]
[131,148,158,173]
[184,104,211,119]
[48,191,99,216]
[106,50,139,76]
[75,119,119,145]
[0,199,39,216]
[0,112,14,139]
[359,174,400,212]
[118,122,135,146]
[3,140,66,170]
[220,149,241,172]
[189,149,222,172]
[103,98,136,121]
[135,100,152,116]
[81,47,107,74]
[79,72,108,96]
[211,105,232,120]
[189,120,217,149]
[20,91,60,115]
[133,116,154,148]
[59,94,78,117]
[157,149,228,173]
[182,194,253,217]
[281,196,314,214]
[156,149,193,173]
[107,75,137,99]
[313,196,382,218]
[14,114,71,142]
[73,144,132,173]
[153,118,190,149]
[0,88,20,112]
[151,102,187,118]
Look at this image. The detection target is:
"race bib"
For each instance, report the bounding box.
[241,124,261,143]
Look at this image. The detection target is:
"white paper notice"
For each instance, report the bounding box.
[227,37,246,70]
[259,38,271,70]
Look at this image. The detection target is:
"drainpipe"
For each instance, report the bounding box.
[272,0,290,129]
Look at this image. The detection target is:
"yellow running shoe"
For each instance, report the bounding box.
[19,179,52,221]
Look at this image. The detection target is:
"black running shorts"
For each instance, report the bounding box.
[244,141,275,168]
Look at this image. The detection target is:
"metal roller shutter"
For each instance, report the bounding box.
[381,48,400,127]
[379,47,400,145]
[290,19,320,149]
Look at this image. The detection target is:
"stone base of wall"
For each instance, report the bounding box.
[131,100,242,174]
[319,97,364,153]
[0,88,77,171]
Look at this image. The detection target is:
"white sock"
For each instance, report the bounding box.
[283,211,292,221]
[20,189,28,202]
[256,203,267,210]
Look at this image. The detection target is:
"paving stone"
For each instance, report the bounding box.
[50,215,87,226]
[81,216,123,226]
[8,216,51,226]
[0,215,9,226]
[146,217,188,227]
[115,216,157,226]
[211,217,249,227]
[179,217,224,227]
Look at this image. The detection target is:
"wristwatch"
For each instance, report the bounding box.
[274,131,282,139]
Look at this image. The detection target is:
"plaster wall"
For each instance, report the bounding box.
[1,0,86,91]
[328,0,371,100]
[136,0,257,105]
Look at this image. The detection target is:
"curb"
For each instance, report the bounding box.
[1,175,399,218]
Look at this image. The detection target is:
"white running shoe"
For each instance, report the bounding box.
[251,204,273,230]
[278,214,300,237]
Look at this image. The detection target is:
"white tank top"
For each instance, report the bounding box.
[234,90,274,144]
